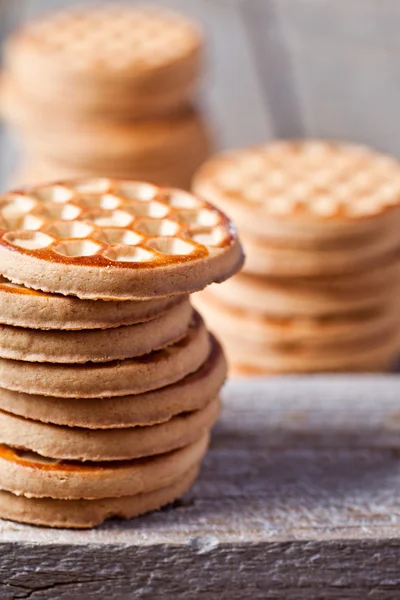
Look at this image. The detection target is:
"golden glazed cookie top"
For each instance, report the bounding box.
[194,140,400,221]
[0,178,243,299]
[6,4,202,74]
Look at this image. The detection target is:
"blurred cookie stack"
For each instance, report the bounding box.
[1,4,210,189]
[194,140,400,374]
[0,178,243,528]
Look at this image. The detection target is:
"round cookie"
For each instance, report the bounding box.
[193,140,400,245]
[0,335,226,428]
[0,179,243,299]
[0,296,192,363]
[0,434,208,499]
[241,229,400,277]
[11,104,210,172]
[2,5,203,120]
[0,396,221,461]
[229,361,394,376]
[14,137,211,190]
[0,276,185,330]
[195,291,400,349]
[0,465,199,528]
[207,273,398,317]
[224,329,400,374]
[0,312,210,398]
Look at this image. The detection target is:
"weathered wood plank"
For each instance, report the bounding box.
[1,376,400,598]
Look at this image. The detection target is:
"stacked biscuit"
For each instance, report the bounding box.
[1,4,209,189]
[194,140,400,374]
[0,177,243,528]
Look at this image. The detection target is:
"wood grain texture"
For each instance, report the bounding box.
[2,376,400,598]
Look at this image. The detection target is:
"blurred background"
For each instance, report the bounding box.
[2,0,400,189]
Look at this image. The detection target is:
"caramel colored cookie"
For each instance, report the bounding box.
[0,397,221,461]
[0,296,192,363]
[0,276,185,330]
[193,140,400,245]
[13,105,209,172]
[240,228,400,277]
[224,329,400,374]
[0,465,198,528]
[207,273,397,318]
[195,290,399,349]
[0,179,243,300]
[3,5,203,119]
[0,312,210,397]
[0,335,226,428]
[14,139,210,191]
[0,434,209,499]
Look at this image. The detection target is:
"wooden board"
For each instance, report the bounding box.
[1,376,400,599]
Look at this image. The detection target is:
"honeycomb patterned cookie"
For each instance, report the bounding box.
[18,4,201,72]
[3,5,203,119]
[193,141,400,242]
[0,179,243,299]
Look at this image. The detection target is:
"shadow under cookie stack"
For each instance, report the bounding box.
[194,140,400,374]
[1,4,210,190]
[0,178,243,528]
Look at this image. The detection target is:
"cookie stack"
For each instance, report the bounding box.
[1,4,209,189]
[193,140,400,374]
[0,178,243,528]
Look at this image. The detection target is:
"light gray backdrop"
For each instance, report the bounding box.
[1,0,400,189]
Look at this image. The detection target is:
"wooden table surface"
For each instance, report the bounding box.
[1,376,400,599]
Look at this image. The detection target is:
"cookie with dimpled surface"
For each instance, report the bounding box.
[2,4,203,120]
[193,140,400,251]
[0,178,243,300]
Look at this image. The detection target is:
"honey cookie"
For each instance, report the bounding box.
[224,329,400,373]
[0,179,243,299]
[193,140,400,245]
[195,291,399,349]
[0,276,185,330]
[0,312,210,397]
[3,5,203,119]
[0,335,226,428]
[0,465,198,528]
[0,296,192,363]
[207,273,397,317]
[0,434,208,499]
[0,397,220,461]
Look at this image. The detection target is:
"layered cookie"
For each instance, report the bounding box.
[193,140,400,374]
[0,178,243,527]
[1,4,210,188]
